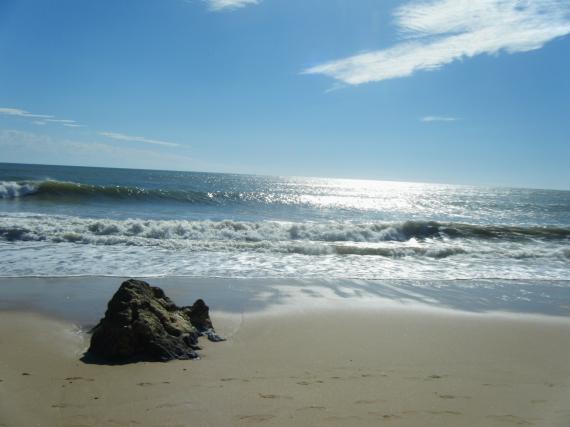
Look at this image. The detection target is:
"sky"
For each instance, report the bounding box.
[0,0,569,189]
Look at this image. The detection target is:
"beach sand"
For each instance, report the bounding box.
[1,304,570,426]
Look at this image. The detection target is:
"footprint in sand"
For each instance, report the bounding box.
[435,392,471,400]
[64,377,95,382]
[51,403,85,409]
[486,414,534,425]
[323,415,361,422]
[156,401,192,409]
[354,399,384,405]
[258,393,293,400]
[237,414,276,423]
[382,414,402,420]
[427,374,447,380]
[368,412,402,420]
[296,380,324,386]
[296,406,326,411]
[137,381,171,386]
[544,382,556,388]
[427,410,462,416]
[221,377,249,383]
[105,420,141,426]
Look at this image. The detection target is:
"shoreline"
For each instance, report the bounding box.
[1,276,570,326]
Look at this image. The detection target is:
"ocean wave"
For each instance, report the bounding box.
[2,216,569,242]
[0,180,218,203]
[1,215,569,261]
[0,179,311,206]
[0,181,39,198]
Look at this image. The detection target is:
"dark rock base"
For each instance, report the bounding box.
[86,279,223,363]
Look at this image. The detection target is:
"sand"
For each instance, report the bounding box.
[1,305,570,427]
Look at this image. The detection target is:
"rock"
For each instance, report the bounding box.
[87,279,223,362]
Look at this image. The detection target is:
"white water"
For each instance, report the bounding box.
[0,181,39,198]
[1,213,568,279]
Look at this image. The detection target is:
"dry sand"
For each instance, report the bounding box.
[1,306,570,427]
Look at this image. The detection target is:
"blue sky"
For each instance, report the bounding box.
[1,0,569,189]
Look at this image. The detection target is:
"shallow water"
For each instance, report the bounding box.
[1,276,569,323]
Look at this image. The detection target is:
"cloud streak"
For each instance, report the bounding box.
[99,131,180,147]
[46,118,77,124]
[205,0,259,11]
[0,129,194,171]
[1,106,177,149]
[303,0,570,85]
[421,116,459,122]
[0,107,53,119]
[0,107,83,127]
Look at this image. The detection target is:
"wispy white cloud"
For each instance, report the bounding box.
[99,131,180,147]
[205,0,259,11]
[1,106,178,149]
[0,129,195,171]
[0,107,53,119]
[304,0,570,85]
[421,115,459,122]
[45,118,77,124]
[0,107,84,127]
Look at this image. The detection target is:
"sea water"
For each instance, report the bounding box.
[0,162,569,283]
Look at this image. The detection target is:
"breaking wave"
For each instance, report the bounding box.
[1,215,569,260]
[0,181,39,199]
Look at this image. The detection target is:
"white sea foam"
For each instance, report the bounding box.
[0,213,568,279]
[0,181,38,198]
[2,214,568,246]
[1,239,568,279]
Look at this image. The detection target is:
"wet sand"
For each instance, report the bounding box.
[1,303,570,426]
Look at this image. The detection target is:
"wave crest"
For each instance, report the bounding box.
[2,217,569,243]
[0,180,216,203]
[0,181,39,198]
[1,216,569,262]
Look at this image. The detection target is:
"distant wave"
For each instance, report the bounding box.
[0,180,219,203]
[0,179,325,207]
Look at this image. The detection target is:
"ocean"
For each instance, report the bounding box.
[1,162,569,284]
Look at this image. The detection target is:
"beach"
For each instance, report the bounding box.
[1,164,570,426]
[1,277,570,427]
